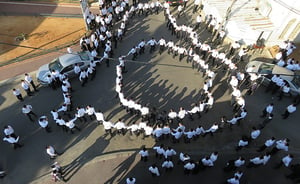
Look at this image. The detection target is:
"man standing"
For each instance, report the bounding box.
[22,104,37,122]
[46,145,60,159]
[261,103,274,118]
[12,88,24,101]
[79,69,88,87]
[21,79,33,96]
[38,116,52,133]
[25,73,38,91]
[282,103,297,119]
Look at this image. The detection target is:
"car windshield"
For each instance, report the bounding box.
[291,75,300,89]
[258,63,274,75]
[79,52,90,61]
[48,58,63,71]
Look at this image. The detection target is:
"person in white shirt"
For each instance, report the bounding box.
[282,103,297,119]
[261,103,274,118]
[152,125,163,141]
[263,153,271,165]
[65,116,80,134]
[167,109,177,123]
[3,134,23,149]
[177,107,187,121]
[21,79,33,96]
[12,88,24,101]
[85,105,96,120]
[126,177,136,184]
[3,125,17,138]
[227,115,239,127]
[38,116,51,133]
[76,106,87,123]
[147,37,158,53]
[127,122,140,136]
[204,123,219,136]
[250,127,261,140]
[114,119,127,135]
[56,116,68,132]
[127,46,138,60]
[161,124,171,139]
[138,39,146,54]
[162,159,174,171]
[79,69,88,87]
[195,125,205,137]
[236,136,249,151]
[184,160,196,175]
[95,110,105,124]
[275,154,293,168]
[270,139,289,154]
[153,144,165,159]
[224,157,245,172]
[227,175,240,184]
[158,37,166,54]
[148,164,160,177]
[201,156,214,169]
[22,104,37,122]
[210,151,218,163]
[46,145,59,159]
[257,137,276,152]
[24,73,38,92]
[247,155,264,168]
[139,147,149,162]
[102,121,114,136]
[179,152,191,165]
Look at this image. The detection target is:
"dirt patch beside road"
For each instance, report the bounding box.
[0,16,86,64]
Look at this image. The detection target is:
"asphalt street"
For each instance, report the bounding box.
[0,2,300,184]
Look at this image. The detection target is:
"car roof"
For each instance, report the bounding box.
[59,53,82,68]
[250,60,294,81]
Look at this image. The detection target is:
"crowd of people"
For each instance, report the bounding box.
[2,0,300,183]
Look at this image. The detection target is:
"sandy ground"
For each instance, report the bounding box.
[0,16,86,63]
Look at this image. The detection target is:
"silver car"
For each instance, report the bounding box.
[245,60,300,96]
[36,51,92,85]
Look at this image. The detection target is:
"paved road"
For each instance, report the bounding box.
[1,2,300,184]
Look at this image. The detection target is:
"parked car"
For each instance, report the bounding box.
[36,51,92,85]
[166,0,184,6]
[245,60,300,96]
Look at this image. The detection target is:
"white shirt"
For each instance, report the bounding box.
[38,116,48,128]
[22,105,32,114]
[282,155,293,167]
[202,158,213,166]
[162,160,174,168]
[153,146,165,155]
[66,117,77,129]
[46,146,56,157]
[86,107,96,115]
[114,121,126,129]
[126,178,136,184]
[102,121,114,130]
[139,150,149,157]
[251,130,261,139]
[184,162,195,170]
[234,159,245,167]
[3,136,19,144]
[250,157,263,165]
[4,126,14,136]
[287,105,296,113]
[168,111,177,119]
[76,108,86,117]
[148,166,160,176]
[238,140,248,147]
[95,112,105,121]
